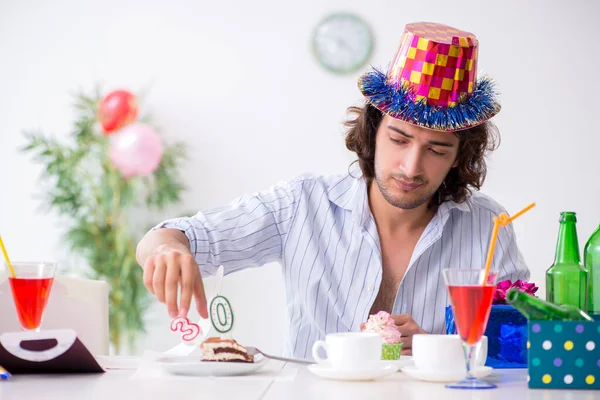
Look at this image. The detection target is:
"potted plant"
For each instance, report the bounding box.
[21,88,188,354]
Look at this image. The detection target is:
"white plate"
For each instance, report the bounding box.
[401,365,493,382]
[308,363,397,381]
[387,356,414,371]
[157,355,268,377]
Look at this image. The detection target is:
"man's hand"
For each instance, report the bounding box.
[141,244,208,319]
[392,314,427,355]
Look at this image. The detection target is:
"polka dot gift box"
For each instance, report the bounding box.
[528,321,600,389]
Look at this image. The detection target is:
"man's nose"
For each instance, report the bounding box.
[402,147,424,178]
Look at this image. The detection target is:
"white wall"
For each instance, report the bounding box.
[1,0,599,355]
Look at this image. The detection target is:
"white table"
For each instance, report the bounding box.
[267,365,600,400]
[0,360,598,400]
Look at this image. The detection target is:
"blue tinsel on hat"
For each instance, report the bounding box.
[358,68,501,132]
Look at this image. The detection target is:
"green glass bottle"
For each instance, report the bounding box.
[506,288,593,321]
[584,224,600,314]
[546,212,588,309]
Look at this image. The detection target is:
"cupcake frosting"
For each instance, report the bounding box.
[360,311,402,344]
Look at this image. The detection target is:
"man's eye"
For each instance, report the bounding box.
[429,148,446,156]
[390,138,407,145]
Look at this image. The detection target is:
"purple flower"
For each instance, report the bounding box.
[493,280,513,304]
[514,280,539,295]
[493,279,538,304]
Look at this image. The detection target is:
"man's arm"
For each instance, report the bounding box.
[136,178,303,319]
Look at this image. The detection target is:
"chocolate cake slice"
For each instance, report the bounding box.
[200,337,254,363]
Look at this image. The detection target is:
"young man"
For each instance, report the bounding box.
[136,22,529,358]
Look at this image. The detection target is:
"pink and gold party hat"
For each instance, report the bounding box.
[359,22,500,132]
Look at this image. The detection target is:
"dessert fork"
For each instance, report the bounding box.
[245,346,314,365]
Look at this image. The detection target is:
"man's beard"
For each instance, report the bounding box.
[374,172,438,210]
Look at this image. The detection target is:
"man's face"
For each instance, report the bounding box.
[373,115,460,210]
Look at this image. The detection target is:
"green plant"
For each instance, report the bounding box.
[21,88,187,353]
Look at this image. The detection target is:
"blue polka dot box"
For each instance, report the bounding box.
[527,320,600,390]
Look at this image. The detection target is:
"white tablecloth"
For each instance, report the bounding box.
[0,358,598,400]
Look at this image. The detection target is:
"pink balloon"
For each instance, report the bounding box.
[109,123,164,178]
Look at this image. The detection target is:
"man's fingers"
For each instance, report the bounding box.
[391,314,412,326]
[153,258,167,303]
[397,324,418,336]
[142,248,203,320]
[399,335,413,349]
[180,254,207,319]
[164,257,181,318]
[143,258,156,295]
[178,259,196,318]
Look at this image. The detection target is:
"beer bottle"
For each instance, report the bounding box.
[506,288,593,321]
[584,224,600,314]
[546,212,588,309]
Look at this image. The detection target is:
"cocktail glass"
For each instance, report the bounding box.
[443,268,497,389]
[6,262,57,332]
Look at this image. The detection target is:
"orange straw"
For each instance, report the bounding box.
[0,235,16,278]
[482,202,536,285]
[465,203,536,345]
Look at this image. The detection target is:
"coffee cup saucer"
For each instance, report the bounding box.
[387,356,414,371]
[401,365,493,382]
[308,362,397,381]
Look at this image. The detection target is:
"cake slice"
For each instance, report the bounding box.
[200,337,254,363]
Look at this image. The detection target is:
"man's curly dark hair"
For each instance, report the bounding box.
[345,102,500,205]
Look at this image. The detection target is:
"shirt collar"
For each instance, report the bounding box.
[328,164,369,226]
[329,165,472,228]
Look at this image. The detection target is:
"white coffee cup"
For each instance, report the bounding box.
[312,332,382,371]
[412,334,488,372]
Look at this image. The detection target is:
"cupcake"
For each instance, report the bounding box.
[360,311,403,360]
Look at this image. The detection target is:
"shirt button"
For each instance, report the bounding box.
[367,285,375,291]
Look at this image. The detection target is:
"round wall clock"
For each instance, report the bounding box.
[312,12,374,74]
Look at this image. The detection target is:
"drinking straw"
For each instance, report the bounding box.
[0,365,11,380]
[482,203,535,285]
[0,235,16,278]
[464,203,536,344]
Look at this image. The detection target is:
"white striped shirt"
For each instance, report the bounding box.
[153,167,530,358]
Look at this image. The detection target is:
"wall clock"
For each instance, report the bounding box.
[312,12,374,74]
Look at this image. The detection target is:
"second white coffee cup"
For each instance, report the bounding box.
[412,334,488,372]
[312,332,382,371]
